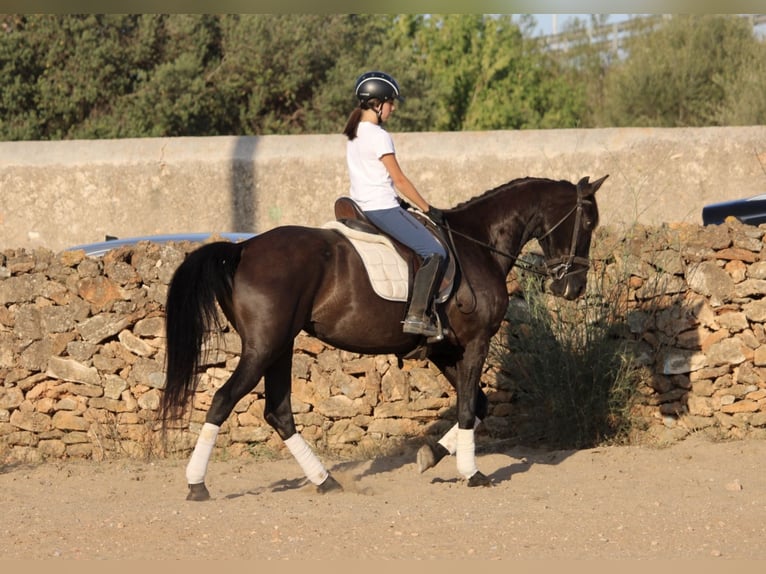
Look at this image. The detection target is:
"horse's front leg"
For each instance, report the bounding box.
[416,388,487,473]
[454,363,492,487]
[417,349,489,476]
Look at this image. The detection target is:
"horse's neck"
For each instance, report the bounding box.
[487,194,541,273]
[454,197,540,278]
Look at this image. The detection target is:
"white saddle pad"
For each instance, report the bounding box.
[323,221,409,302]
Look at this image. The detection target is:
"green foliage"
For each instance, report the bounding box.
[217,14,374,135]
[598,15,766,127]
[0,16,43,139]
[494,267,643,449]
[411,14,584,130]
[0,14,584,140]
[1,14,764,140]
[716,27,766,126]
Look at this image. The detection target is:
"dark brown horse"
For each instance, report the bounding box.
[160,175,607,500]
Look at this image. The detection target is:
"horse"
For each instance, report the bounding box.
[159,174,608,500]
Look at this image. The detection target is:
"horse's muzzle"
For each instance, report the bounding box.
[549,276,586,300]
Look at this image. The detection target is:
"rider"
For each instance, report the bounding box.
[342,70,447,338]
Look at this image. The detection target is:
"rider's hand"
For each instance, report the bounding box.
[426,206,445,226]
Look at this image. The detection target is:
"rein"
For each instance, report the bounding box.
[443,196,590,280]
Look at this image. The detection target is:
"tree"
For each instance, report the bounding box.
[0,14,369,138]
[598,15,766,127]
[1,14,155,139]
[410,14,586,131]
[11,14,762,140]
[82,15,225,138]
[716,23,766,126]
[545,14,626,129]
[0,15,45,140]
[215,14,372,135]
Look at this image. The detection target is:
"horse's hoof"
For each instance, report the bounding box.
[467,471,492,487]
[416,442,449,473]
[186,482,211,501]
[417,444,436,473]
[316,474,343,493]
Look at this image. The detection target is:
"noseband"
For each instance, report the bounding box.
[536,196,590,280]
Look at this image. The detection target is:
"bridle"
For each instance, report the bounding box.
[443,195,590,281]
[535,195,591,280]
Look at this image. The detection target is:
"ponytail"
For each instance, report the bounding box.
[343,98,384,140]
[343,107,362,141]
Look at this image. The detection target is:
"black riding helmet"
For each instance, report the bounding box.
[355,71,405,105]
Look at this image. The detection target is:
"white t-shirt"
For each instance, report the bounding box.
[346,121,400,211]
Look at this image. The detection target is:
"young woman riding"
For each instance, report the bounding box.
[342,70,447,338]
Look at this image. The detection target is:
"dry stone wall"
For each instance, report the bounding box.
[604,220,766,444]
[2,219,766,463]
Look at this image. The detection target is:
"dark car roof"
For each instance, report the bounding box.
[702,194,766,226]
[64,232,256,257]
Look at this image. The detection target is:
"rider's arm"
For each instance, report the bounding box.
[380,153,431,213]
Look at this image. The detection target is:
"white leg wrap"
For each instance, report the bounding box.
[284,433,329,486]
[438,418,481,455]
[186,422,220,485]
[456,428,479,479]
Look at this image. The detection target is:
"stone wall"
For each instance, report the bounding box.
[591,221,766,445]
[2,219,766,463]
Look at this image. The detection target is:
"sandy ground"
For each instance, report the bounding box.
[2,436,766,561]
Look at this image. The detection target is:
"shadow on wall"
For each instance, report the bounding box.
[231,137,258,233]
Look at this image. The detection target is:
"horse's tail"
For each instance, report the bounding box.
[160,241,243,423]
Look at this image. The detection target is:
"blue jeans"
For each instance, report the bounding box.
[364,207,446,260]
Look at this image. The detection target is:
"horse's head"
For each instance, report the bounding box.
[538,175,607,300]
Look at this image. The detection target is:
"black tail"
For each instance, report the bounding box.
[160,241,243,422]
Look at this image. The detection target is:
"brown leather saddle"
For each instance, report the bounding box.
[333,197,456,304]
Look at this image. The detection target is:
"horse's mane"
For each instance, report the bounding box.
[450,176,572,210]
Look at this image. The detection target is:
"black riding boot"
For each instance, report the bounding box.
[402,254,444,337]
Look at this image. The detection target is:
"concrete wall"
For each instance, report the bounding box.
[1,127,766,252]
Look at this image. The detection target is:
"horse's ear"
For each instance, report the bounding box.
[578,174,608,198]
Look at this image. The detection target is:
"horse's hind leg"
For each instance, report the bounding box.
[263,345,342,493]
[185,350,265,501]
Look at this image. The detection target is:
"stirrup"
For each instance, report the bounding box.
[402,317,440,337]
[426,312,445,343]
[402,312,444,342]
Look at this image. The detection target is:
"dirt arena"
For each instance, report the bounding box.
[2,435,766,560]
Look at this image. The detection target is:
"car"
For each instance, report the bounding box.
[64,232,256,257]
[702,194,766,226]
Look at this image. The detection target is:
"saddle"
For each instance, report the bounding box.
[330,197,456,304]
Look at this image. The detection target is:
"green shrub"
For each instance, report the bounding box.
[494,263,645,449]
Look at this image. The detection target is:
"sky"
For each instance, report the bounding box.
[529,13,766,38]
[529,13,633,36]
